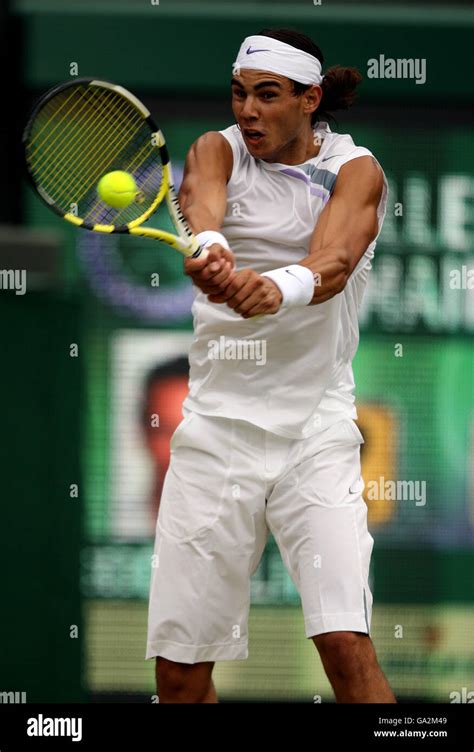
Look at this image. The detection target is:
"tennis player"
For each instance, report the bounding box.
[146,27,396,704]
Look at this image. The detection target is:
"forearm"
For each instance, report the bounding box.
[179,197,226,235]
[298,247,350,304]
[259,247,350,309]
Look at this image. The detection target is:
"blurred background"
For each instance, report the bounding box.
[1,0,473,703]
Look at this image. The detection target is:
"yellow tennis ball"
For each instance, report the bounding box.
[97,171,138,209]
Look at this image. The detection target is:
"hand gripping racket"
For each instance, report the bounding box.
[23,77,206,258]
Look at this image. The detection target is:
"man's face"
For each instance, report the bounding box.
[231,69,321,162]
[145,375,189,470]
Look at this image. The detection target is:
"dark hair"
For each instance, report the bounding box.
[141,356,189,429]
[258,27,363,125]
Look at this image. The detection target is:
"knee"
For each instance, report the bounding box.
[156,657,211,703]
[314,632,372,675]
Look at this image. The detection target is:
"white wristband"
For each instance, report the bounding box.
[261,264,315,307]
[195,230,230,252]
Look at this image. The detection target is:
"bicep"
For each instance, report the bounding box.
[309,156,384,272]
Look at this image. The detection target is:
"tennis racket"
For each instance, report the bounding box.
[23,77,206,258]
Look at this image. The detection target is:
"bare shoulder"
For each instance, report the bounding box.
[187,131,233,183]
[335,155,384,203]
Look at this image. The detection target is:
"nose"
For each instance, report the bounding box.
[240,95,259,120]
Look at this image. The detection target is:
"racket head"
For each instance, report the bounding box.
[23,78,169,233]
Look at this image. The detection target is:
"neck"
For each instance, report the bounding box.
[264,126,323,165]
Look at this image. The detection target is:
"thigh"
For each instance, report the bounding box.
[266,419,374,638]
[158,411,230,541]
[147,412,269,663]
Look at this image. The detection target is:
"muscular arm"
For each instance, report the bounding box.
[178,131,232,233]
[210,155,384,318]
[180,132,237,293]
[300,156,384,304]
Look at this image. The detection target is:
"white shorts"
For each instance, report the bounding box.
[146,412,374,664]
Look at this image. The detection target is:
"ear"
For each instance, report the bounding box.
[303,84,322,118]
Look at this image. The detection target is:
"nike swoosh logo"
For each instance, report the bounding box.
[246,46,270,54]
[285,268,318,285]
[321,155,343,162]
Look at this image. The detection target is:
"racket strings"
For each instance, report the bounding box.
[86,136,159,224]
[28,88,131,201]
[49,108,145,208]
[27,86,85,156]
[30,88,144,202]
[36,91,143,198]
[28,86,119,165]
[25,83,164,225]
[84,127,163,225]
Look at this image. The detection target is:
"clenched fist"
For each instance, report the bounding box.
[207,268,283,318]
[184,244,236,296]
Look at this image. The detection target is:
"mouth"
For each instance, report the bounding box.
[243,128,266,145]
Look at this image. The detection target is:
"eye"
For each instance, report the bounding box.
[260,92,277,100]
[232,89,245,98]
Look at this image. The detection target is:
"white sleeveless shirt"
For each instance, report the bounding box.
[183,121,388,438]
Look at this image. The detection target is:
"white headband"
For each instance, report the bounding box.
[233,35,323,86]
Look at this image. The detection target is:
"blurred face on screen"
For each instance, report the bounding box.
[231,69,321,163]
[145,376,188,467]
[144,375,188,517]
